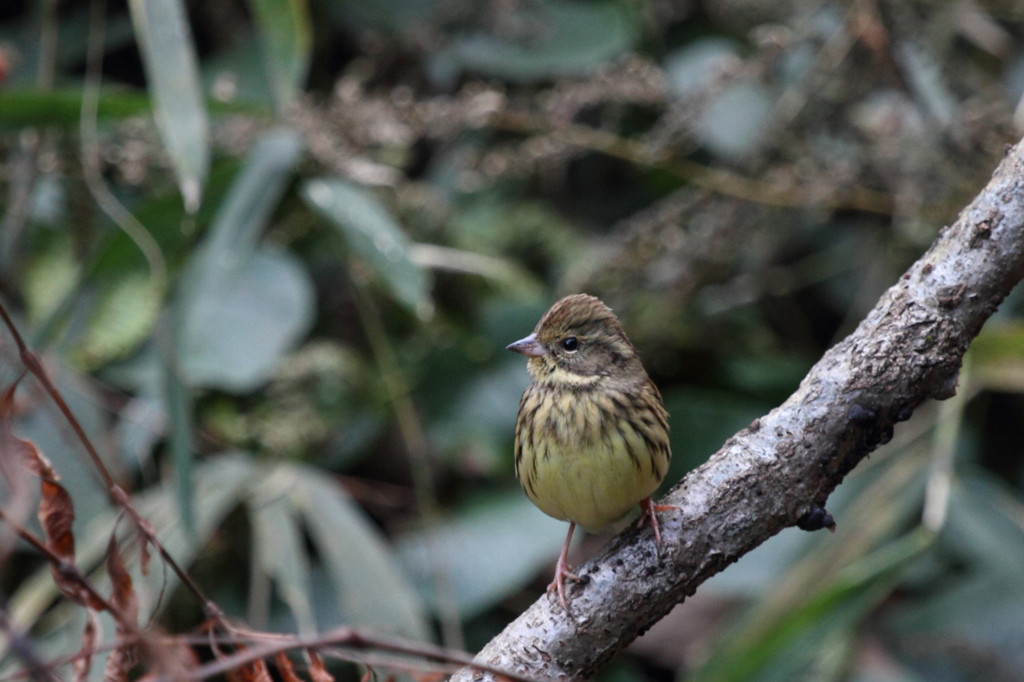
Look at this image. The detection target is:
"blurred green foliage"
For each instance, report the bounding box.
[2,0,1024,680]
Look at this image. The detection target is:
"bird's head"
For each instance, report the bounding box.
[506,294,644,385]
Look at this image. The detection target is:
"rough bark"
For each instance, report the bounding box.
[452,139,1024,681]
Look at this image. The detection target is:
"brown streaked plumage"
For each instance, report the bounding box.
[507,294,673,611]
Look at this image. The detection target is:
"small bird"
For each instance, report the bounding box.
[507,294,673,610]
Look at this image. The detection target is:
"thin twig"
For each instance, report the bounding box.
[177,627,534,682]
[0,632,266,682]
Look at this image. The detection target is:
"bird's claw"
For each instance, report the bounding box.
[548,564,583,612]
[637,496,678,546]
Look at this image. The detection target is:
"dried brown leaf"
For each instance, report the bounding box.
[362,667,398,682]
[72,611,100,682]
[107,533,139,626]
[307,650,335,682]
[103,639,136,682]
[37,477,102,607]
[275,651,304,682]
[216,644,274,682]
[38,479,74,561]
[240,658,273,682]
[1,381,58,481]
[103,533,140,682]
[0,383,57,507]
[20,434,57,480]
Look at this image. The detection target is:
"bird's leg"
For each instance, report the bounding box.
[637,496,678,545]
[547,522,582,611]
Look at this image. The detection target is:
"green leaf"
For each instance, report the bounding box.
[246,0,313,111]
[939,474,1024,576]
[295,468,431,640]
[187,128,303,265]
[430,0,637,85]
[427,357,529,464]
[127,0,210,212]
[76,272,163,368]
[886,474,1024,662]
[23,237,81,326]
[199,32,276,108]
[178,128,314,392]
[395,492,566,618]
[971,322,1024,393]
[0,88,261,129]
[163,319,197,536]
[326,0,439,33]
[692,529,933,682]
[301,178,430,314]
[180,246,315,391]
[249,469,315,633]
[0,89,150,128]
[662,387,769,483]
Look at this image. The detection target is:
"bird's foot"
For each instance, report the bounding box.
[637,496,678,546]
[547,556,583,612]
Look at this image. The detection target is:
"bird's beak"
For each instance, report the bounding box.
[506,333,546,357]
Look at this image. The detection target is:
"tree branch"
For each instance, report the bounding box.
[452,139,1024,681]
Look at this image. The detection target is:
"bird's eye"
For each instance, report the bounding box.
[561,337,579,352]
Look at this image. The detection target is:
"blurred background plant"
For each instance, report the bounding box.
[2,0,1024,680]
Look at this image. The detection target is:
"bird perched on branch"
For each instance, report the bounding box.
[507,294,674,610]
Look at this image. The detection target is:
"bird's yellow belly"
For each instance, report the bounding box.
[520,417,662,532]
